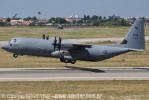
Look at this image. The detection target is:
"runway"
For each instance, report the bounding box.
[0,67,149,81]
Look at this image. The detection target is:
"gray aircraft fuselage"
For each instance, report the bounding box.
[1,19,146,64]
[2,37,129,61]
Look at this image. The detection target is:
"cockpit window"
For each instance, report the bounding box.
[10,39,17,44]
[13,39,16,43]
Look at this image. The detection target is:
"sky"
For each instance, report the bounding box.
[0,0,149,18]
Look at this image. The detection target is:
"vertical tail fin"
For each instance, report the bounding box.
[121,19,145,51]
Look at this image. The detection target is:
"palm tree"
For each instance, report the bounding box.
[37,11,41,19]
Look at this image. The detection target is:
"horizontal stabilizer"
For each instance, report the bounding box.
[128,48,146,52]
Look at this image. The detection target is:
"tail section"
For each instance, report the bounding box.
[121,19,145,51]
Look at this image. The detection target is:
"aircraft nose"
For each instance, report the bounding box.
[1,42,9,50]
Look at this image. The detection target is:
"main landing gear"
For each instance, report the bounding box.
[60,56,76,64]
[13,54,18,58]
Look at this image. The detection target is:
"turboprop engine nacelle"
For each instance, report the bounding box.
[51,51,63,58]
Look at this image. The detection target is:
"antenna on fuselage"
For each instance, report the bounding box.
[42,34,50,40]
[46,35,49,40]
[42,34,46,39]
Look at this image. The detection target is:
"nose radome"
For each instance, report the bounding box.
[1,42,8,50]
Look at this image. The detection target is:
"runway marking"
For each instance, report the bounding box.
[0,67,149,81]
[0,77,149,81]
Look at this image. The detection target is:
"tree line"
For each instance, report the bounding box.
[0,15,148,26]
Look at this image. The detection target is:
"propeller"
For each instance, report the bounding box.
[53,36,57,51]
[58,37,62,51]
[53,36,62,51]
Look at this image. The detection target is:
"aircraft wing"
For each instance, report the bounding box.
[72,43,92,49]
[60,43,92,51]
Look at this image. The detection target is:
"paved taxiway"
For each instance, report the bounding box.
[0,67,149,81]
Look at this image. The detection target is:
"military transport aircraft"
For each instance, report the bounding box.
[1,19,146,64]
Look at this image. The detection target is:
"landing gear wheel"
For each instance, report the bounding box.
[13,54,18,58]
[71,60,76,64]
[60,57,64,62]
[64,59,69,63]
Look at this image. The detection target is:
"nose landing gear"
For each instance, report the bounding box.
[13,54,18,58]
